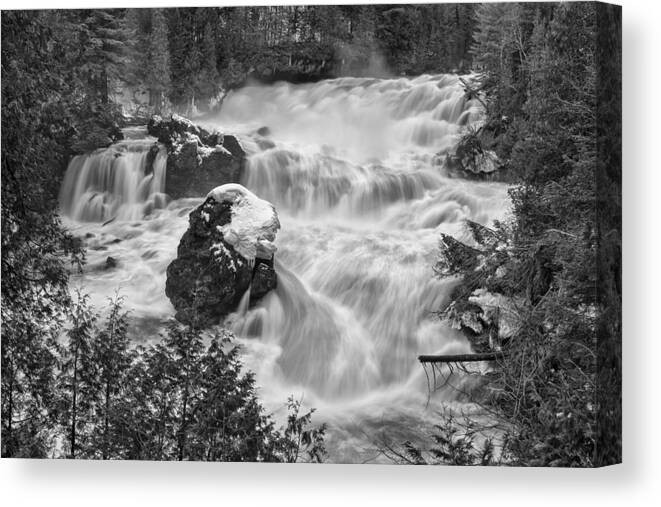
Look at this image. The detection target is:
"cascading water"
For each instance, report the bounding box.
[59,74,510,463]
[59,127,169,222]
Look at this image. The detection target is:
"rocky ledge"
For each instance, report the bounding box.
[165,184,280,327]
[148,114,246,199]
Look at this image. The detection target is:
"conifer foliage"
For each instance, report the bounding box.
[6,293,328,461]
[1,5,621,466]
[414,2,621,467]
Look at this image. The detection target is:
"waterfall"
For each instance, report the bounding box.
[62,74,510,462]
[214,74,510,404]
[59,133,168,222]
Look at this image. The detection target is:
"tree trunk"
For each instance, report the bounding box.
[102,318,115,460]
[102,379,110,459]
[101,68,109,105]
[418,352,505,363]
[70,344,79,459]
[5,366,14,457]
[178,387,188,461]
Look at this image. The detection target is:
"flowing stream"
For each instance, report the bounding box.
[59,74,510,463]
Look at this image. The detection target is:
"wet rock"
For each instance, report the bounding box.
[468,289,521,342]
[166,140,243,198]
[221,134,246,158]
[255,137,276,151]
[146,115,171,144]
[444,121,507,179]
[105,256,118,269]
[109,122,124,143]
[204,130,224,147]
[145,143,160,175]
[170,113,210,141]
[256,126,271,137]
[147,113,210,146]
[150,114,246,199]
[174,138,202,171]
[445,298,501,354]
[165,185,279,327]
[250,260,277,303]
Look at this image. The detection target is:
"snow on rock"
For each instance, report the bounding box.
[468,288,521,339]
[165,184,279,327]
[207,184,280,267]
[147,114,246,199]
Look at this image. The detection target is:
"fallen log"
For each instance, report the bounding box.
[418,352,505,364]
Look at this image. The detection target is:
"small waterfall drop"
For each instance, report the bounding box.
[59,130,168,222]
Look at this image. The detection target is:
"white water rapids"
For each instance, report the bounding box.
[59,74,510,463]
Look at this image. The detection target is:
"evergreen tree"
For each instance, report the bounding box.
[278,397,327,463]
[501,4,601,465]
[162,321,205,461]
[471,2,532,116]
[55,292,98,458]
[122,8,150,89]
[415,2,621,467]
[196,22,221,107]
[122,323,327,462]
[186,330,271,461]
[129,343,178,459]
[168,9,201,112]
[89,295,131,459]
[146,9,171,113]
[1,10,85,458]
[78,9,129,104]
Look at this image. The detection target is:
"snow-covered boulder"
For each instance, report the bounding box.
[165,135,245,199]
[147,114,246,198]
[468,288,521,342]
[148,113,210,145]
[165,184,279,327]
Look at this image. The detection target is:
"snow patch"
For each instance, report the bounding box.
[211,241,237,272]
[468,288,521,339]
[207,184,280,267]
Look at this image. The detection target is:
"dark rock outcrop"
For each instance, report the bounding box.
[145,143,160,175]
[148,114,246,198]
[256,126,271,137]
[165,186,279,327]
[204,130,224,147]
[221,134,246,158]
[166,141,243,198]
[148,114,210,146]
[250,261,277,303]
[109,122,124,143]
[443,116,512,180]
[252,126,276,150]
[445,133,500,178]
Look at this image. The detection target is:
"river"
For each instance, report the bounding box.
[59,74,510,463]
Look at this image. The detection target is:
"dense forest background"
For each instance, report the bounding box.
[0,5,478,117]
[1,3,620,465]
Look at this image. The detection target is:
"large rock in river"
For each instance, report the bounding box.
[165,184,280,327]
[147,114,246,199]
